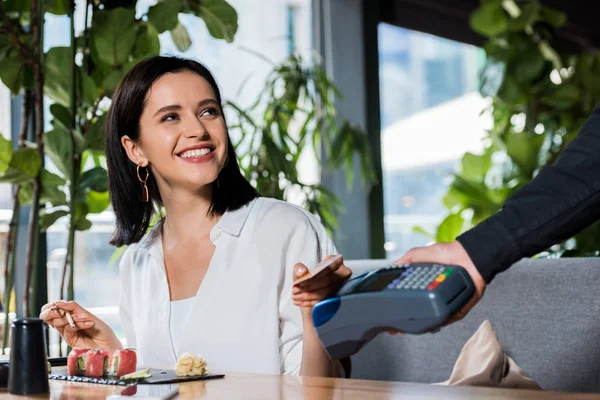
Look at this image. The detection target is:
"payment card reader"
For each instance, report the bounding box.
[312,263,475,360]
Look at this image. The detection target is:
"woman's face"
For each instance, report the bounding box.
[121,70,228,193]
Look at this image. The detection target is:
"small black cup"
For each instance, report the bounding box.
[8,318,49,395]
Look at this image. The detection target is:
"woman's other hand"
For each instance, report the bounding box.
[292,255,352,320]
[39,300,123,350]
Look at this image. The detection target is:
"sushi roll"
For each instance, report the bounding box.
[67,348,88,376]
[112,349,137,377]
[85,349,112,378]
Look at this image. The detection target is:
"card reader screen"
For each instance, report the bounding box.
[354,270,400,293]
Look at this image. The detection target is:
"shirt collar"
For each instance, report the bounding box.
[213,198,257,237]
[136,198,257,252]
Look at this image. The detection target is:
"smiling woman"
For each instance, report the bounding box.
[40,56,352,378]
[104,58,258,247]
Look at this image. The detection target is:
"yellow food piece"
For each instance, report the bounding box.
[176,353,207,376]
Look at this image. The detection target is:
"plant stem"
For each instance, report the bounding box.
[68,0,78,305]
[82,0,91,74]
[2,191,20,354]
[2,91,31,352]
[66,220,76,303]
[23,0,44,317]
[0,2,32,65]
[58,1,79,357]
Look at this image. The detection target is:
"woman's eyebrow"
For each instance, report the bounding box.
[153,99,218,117]
[197,98,219,108]
[153,104,181,117]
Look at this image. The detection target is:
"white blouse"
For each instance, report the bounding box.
[118,198,337,375]
[169,297,194,355]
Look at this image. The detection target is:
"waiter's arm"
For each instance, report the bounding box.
[458,105,600,283]
[395,105,600,325]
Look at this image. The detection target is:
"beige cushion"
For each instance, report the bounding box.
[436,320,543,389]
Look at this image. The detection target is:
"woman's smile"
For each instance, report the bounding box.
[176,144,217,164]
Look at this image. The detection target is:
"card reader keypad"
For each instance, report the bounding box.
[386,265,454,291]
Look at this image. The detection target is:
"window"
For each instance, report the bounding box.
[287,5,297,56]
[378,23,488,260]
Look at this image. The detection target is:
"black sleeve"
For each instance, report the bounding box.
[456,105,600,283]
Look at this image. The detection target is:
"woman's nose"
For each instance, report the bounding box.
[182,118,208,139]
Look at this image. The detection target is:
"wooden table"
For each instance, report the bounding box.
[0,372,599,399]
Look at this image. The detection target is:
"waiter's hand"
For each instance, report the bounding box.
[392,241,486,330]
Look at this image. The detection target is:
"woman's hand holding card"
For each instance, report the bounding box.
[292,255,352,319]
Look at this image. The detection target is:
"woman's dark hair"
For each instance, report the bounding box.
[105,55,259,247]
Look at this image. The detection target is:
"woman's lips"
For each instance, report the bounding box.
[177,148,216,163]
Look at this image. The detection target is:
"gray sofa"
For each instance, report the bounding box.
[345,258,600,393]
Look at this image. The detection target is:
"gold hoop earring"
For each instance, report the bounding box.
[137,165,150,203]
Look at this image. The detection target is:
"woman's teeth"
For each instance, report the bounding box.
[180,148,212,158]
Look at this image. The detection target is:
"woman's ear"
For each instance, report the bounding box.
[121,135,148,167]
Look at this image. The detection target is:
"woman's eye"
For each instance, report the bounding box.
[200,107,219,117]
[161,113,179,122]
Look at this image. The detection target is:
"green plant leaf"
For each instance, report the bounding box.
[147,0,182,33]
[90,57,112,88]
[436,213,465,243]
[73,203,92,231]
[540,84,580,109]
[18,183,32,205]
[412,226,435,241]
[170,22,192,52]
[40,209,69,231]
[184,0,238,42]
[102,69,124,95]
[5,0,28,12]
[0,53,25,94]
[505,132,544,177]
[41,169,68,207]
[443,185,469,211]
[45,128,73,178]
[0,35,12,60]
[461,152,491,182]
[12,148,40,178]
[507,1,539,31]
[73,128,87,155]
[13,148,41,179]
[538,41,562,70]
[450,175,501,208]
[85,114,106,151]
[75,218,93,231]
[540,6,567,27]
[0,135,13,175]
[513,47,546,83]
[50,104,73,130]
[92,7,137,66]
[469,2,508,37]
[79,167,108,193]
[45,0,70,15]
[86,190,110,214]
[0,148,42,183]
[82,71,99,106]
[45,47,71,106]
[497,76,526,105]
[134,23,161,57]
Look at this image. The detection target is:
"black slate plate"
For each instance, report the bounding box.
[49,367,225,386]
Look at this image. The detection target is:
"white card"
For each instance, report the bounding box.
[293,255,343,286]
